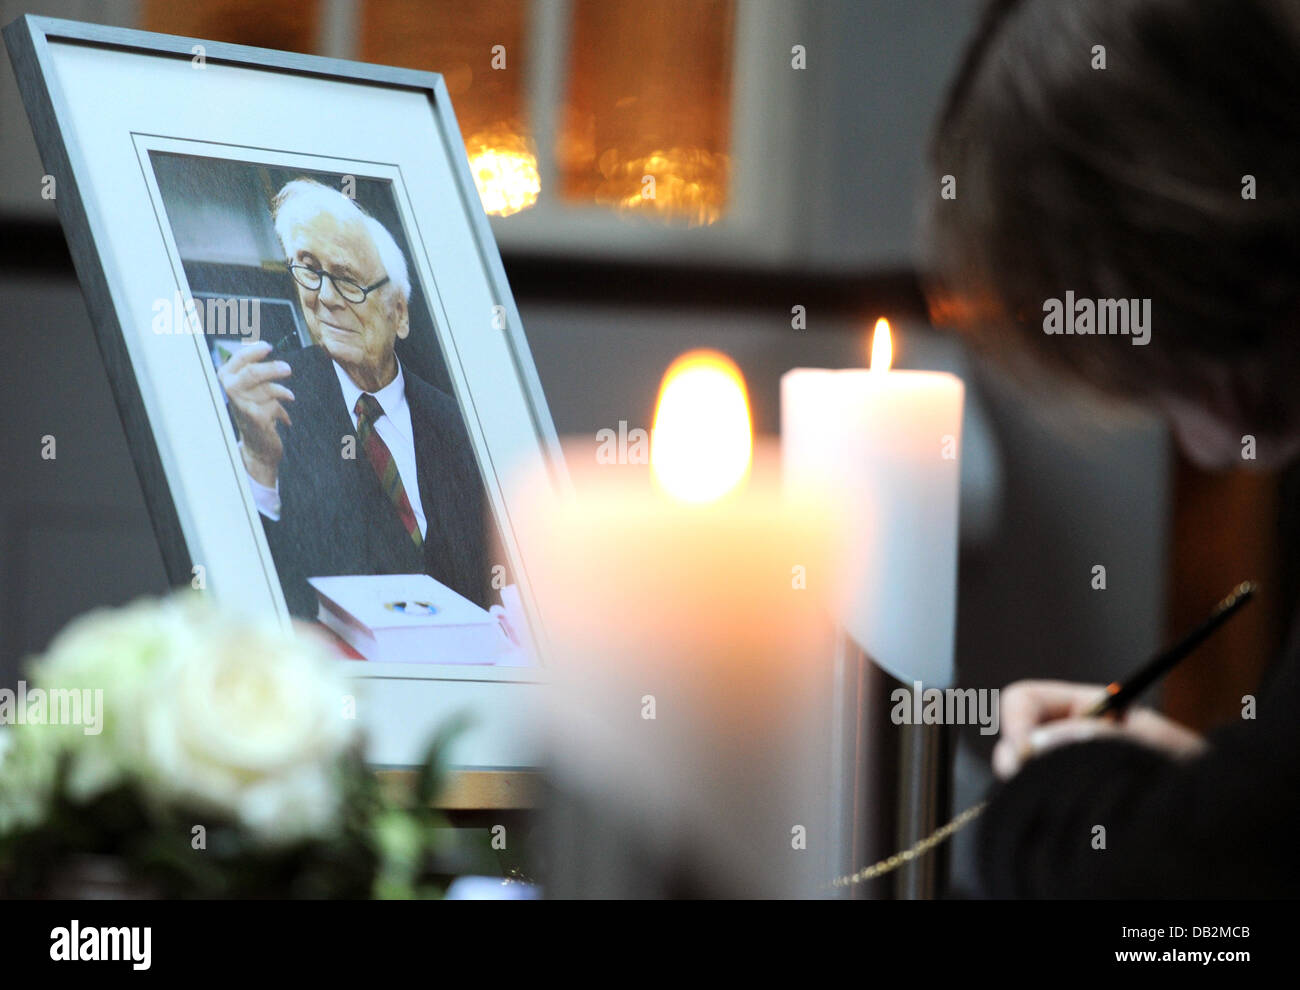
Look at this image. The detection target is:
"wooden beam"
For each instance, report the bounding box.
[1164,455,1281,731]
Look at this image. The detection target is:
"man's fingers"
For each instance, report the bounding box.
[1121,709,1210,759]
[1000,680,1111,740]
[993,718,1120,779]
[237,360,293,388]
[219,340,274,376]
[229,382,294,410]
[993,711,1208,781]
[1027,719,1114,751]
[992,738,1024,780]
[230,396,290,445]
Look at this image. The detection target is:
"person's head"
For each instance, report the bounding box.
[272,179,412,386]
[927,0,1300,468]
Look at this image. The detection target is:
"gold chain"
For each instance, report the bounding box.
[830,800,987,889]
[494,802,989,892]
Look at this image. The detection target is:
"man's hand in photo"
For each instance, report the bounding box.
[218,340,295,488]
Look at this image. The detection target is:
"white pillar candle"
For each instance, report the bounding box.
[519,351,841,896]
[781,320,964,687]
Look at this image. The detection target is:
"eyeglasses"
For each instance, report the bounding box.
[288,263,390,304]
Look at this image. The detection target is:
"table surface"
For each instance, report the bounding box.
[376,769,539,811]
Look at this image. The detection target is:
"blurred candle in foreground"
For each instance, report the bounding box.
[781,319,964,687]
[520,350,839,897]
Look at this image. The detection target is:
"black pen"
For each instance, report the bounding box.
[1084,580,1258,718]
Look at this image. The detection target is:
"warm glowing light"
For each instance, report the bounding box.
[870,317,893,373]
[594,147,729,227]
[651,350,753,503]
[466,129,541,218]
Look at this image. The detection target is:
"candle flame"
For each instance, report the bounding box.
[651,350,753,503]
[870,317,893,372]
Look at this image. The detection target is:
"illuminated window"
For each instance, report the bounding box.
[362,0,540,218]
[559,0,735,227]
[142,0,741,229]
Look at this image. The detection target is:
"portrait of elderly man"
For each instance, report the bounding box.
[218,177,492,619]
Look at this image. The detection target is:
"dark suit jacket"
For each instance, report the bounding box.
[259,344,492,618]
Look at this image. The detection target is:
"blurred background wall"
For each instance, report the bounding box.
[0,0,1288,895]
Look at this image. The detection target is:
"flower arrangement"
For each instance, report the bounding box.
[0,594,463,898]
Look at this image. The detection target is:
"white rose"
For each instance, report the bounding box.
[9,595,359,844]
[31,595,207,799]
[140,613,358,844]
[0,723,58,834]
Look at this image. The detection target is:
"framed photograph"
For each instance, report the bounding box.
[4,15,563,770]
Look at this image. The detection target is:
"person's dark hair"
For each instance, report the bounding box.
[926,0,1300,431]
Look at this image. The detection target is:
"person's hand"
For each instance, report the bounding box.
[217,342,294,488]
[992,679,1208,780]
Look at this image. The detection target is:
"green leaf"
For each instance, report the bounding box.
[415,712,473,808]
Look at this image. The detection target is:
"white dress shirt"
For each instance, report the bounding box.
[247,359,428,540]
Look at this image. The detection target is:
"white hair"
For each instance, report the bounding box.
[271,178,411,302]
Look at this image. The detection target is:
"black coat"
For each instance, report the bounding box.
[260,344,492,618]
[977,624,1300,897]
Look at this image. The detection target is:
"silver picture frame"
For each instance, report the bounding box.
[4,14,564,771]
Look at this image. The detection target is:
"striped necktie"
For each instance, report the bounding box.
[354,392,423,549]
